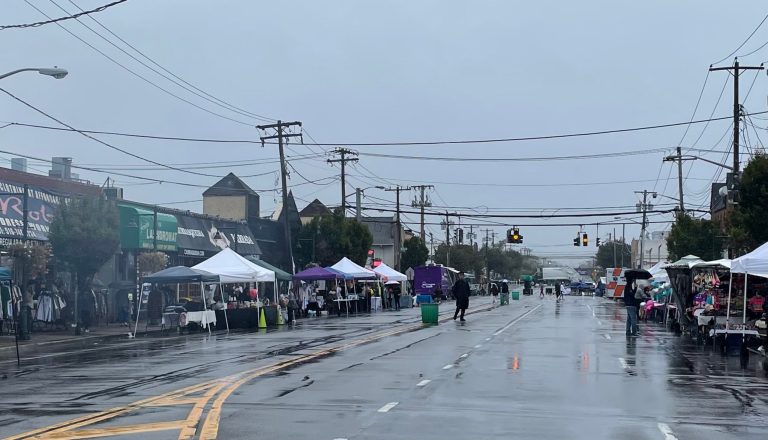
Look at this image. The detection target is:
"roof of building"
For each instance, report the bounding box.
[203,173,257,197]
[0,167,102,197]
[299,199,331,217]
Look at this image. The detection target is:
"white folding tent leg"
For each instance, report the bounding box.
[726,272,733,331]
[202,282,211,335]
[743,272,749,328]
[221,282,230,333]
[131,293,142,338]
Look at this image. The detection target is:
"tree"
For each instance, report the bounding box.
[728,153,768,253]
[49,197,120,292]
[434,244,482,276]
[400,237,428,270]
[666,213,723,262]
[10,243,51,285]
[137,252,169,275]
[295,213,373,267]
[594,240,631,268]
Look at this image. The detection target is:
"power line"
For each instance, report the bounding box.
[712,12,768,65]
[347,173,708,188]
[49,0,275,123]
[0,0,127,30]
[22,0,254,126]
[0,87,229,178]
[357,147,672,162]
[360,206,696,219]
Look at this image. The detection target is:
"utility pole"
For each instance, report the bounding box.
[610,231,616,268]
[327,148,358,213]
[710,60,764,174]
[355,187,362,222]
[621,223,626,268]
[382,186,411,271]
[443,211,451,267]
[258,120,303,274]
[634,190,657,269]
[483,229,492,286]
[410,184,434,239]
[663,146,686,212]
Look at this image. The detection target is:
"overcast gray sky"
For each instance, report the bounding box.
[1,1,766,263]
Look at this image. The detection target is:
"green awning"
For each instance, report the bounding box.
[118,203,178,251]
[247,257,292,281]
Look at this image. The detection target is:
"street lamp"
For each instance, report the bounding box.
[0,67,68,80]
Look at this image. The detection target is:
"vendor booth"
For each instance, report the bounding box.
[140,266,222,335]
[726,243,768,354]
[328,258,378,316]
[293,266,342,317]
[193,248,278,328]
[373,263,410,309]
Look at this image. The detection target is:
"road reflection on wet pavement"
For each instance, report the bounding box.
[1,296,766,439]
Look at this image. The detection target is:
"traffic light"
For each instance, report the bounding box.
[507,227,523,244]
[458,228,464,244]
[573,237,580,246]
[596,238,601,247]
[582,233,588,247]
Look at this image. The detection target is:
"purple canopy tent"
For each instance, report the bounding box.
[293,266,340,281]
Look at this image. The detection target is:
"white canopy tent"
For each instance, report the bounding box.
[648,261,670,283]
[329,257,377,279]
[193,248,276,283]
[728,241,768,333]
[373,263,407,282]
[193,248,277,304]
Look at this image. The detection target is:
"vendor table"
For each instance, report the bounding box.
[215,308,259,330]
[184,310,216,329]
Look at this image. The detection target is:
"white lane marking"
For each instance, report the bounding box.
[442,364,454,370]
[618,357,629,370]
[333,438,349,440]
[416,379,431,387]
[603,334,611,340]
[485,337,491,341]
[377,402,399,413]
[460,353,469,359]
[657,423,678,440]
[586,304,593,311]
[493,304,543,336]
[474,344,482,348]
[597,320,603,326]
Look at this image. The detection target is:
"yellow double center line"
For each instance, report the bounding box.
[7,303,498,440]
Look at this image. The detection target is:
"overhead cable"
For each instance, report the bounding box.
[0,0,127,30]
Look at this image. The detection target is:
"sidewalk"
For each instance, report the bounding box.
[0,297,498,362]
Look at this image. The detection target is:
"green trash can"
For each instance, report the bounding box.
[421,303,439,324]
[511,290,521,301]
[499,292,510,305]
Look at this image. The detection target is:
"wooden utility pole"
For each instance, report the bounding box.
[258,120,303,273]
[382,185,411,271]
[410,184,434,239]
[710,60,764,174]
[634,190,657,269]
[327,148,358,213]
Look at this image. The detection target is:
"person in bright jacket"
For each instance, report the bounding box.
[452,272,471,321]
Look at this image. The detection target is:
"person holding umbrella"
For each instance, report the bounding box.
[624,269,652,337]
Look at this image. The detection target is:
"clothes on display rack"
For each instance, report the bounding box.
[35,291,67,323]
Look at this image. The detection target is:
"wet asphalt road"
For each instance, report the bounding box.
[1,295,768,439]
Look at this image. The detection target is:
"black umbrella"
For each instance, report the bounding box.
[624,269,652,280]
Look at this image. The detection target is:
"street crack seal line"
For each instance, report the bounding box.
[492,304,543,336]
[7,304,498,440]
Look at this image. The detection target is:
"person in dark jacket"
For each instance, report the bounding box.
[624,281,641,336]
[452,272,471,321]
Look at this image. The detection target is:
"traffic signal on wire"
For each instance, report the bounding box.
[596,238,601,247]
[582,233,588,247]
[573,237,580,246]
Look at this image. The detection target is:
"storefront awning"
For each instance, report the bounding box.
[118,203,178,251]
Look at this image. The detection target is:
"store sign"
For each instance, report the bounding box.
[0,182,63,241]
[176,215,260,257]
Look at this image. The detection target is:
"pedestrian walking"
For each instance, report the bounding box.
[555,283,562,302]
[539,284,545,299]
[490,282,499,305]
[393,286,401,311]
[452,272,471,321]
[79,289,96,333]
[624,282,643,336]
